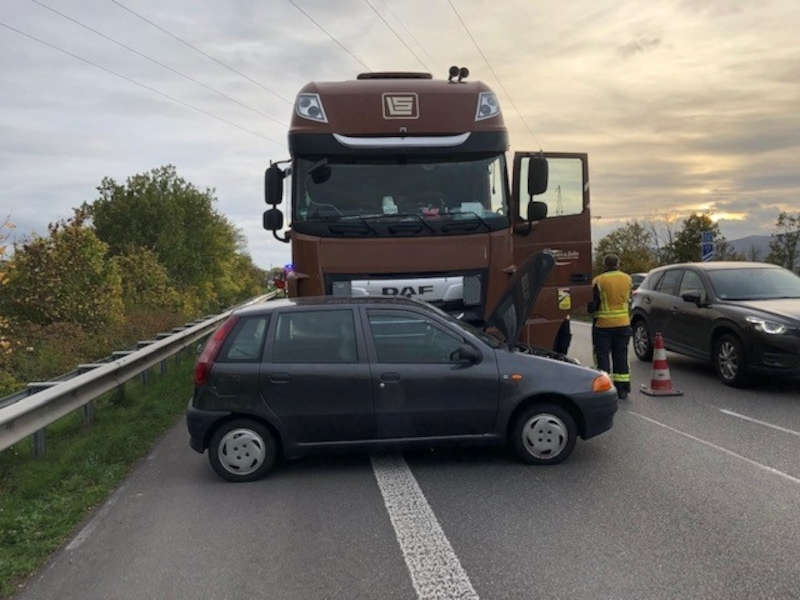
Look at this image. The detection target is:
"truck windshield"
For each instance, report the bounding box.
[292,154,509,236]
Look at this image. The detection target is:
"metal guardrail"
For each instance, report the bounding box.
[0,291,278,453]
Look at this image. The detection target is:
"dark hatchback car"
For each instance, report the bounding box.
[631,262,800,386]
[187,253,618,481]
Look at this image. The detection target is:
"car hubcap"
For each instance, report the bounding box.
[218,429,266,476]
[718,341,738,380]
[522,414,568,459]
[634,324,649,356]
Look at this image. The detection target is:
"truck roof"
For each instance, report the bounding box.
[289,72,506,137]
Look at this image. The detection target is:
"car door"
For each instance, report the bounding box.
[650,268,684,345]
[260,307,374,443]
[669,269,713,358]
[362,307,499,439]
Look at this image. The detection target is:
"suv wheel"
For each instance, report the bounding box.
[633,319,653,361]
[512,404,577,465]
[208,419,277,482]
[713,334,748,387]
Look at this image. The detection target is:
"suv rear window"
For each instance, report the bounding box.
[217,316,269,362]
[272,310,357,363]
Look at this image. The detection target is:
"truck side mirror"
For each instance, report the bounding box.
[263,208,289,243]
[528,200,548,221]
[265,164,285,205]
[528,157,548,197]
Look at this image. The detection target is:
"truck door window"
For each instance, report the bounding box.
[518,157,584,219]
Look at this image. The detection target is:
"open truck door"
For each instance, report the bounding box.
[510,152,592,346]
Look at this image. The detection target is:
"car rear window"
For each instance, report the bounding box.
[272,309,357,363]
[657,269,683,296]
[217,316,269,362]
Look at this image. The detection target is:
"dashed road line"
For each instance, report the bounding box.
[627,410,800,485]
[371,453,479,600]
[719,408,800,438]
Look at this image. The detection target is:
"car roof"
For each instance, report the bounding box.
[234,295,431,316]
[648,261,781,273]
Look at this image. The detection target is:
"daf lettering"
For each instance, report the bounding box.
[381,285,434,297]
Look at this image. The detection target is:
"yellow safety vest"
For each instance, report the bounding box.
[592,270,632,328]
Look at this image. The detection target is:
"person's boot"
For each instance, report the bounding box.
[618,389,629,400]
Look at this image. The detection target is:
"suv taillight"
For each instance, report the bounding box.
[194,315,239,386]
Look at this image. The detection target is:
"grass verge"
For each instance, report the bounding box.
[0,352,195,598]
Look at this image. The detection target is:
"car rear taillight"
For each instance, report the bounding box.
[194,315,239,386]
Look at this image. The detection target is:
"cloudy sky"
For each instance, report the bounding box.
[1,0,798,268]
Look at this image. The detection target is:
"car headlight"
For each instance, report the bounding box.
[295,93,328,123]
[745,316,788,335]
[475,92,500,121]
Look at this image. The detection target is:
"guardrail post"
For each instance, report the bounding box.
[32,429,46,457]
[160,359,167,375]
[83,400,95,425]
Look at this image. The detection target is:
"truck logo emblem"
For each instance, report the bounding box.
[382,93,419,119]
[382,285,433,296]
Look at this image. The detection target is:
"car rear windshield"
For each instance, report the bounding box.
[707,267,800,300]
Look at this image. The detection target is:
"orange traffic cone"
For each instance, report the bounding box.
[640,332,683,396]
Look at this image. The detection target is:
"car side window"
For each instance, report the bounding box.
[272,310,357,363]
[367,310,463,363]
[657,269,684,296]
[679,271,705,296]
[217,316,269,362]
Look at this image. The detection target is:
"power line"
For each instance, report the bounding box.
[0,20,280,145]
[287,0,371,71]
[31,0,287,127]
[362,0,429,71]
[445,0,542,150]
[109,0,291,105]
[383,1,438,73]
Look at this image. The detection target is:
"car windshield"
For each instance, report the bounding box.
[292,154,508,235]
[707,267,800,300]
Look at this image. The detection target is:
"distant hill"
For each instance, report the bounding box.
[727,235,772,260]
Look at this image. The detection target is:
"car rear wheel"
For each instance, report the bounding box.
[633,319,653,361]
[208,419,277,482]
[512,404,577,465]
[713,334,748,387]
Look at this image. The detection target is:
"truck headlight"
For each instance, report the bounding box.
[475,92,500,121]
[745,316,787,335]
[295,93,328,123]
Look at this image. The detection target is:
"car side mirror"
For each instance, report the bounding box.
[527,157,548,196]
[528,200,548,221]
[265,164,285,205]
[681,291,704,306]
[450,344,480,364]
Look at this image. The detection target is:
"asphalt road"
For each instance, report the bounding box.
[16,321,800,600]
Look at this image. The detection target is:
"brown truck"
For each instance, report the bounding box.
[263,68,592,348]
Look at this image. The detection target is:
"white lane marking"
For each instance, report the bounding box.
[719,408,800,438]
[626,410,800,485]
[66,483,128,551]
[371,454,479,600]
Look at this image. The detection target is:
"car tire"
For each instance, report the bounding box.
[512,403,577,465]
[208,419,277,482]
[632,319,653,362]
[713,334,748,387]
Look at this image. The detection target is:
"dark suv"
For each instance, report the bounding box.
[187,253,618,481]
[631,262,800,386]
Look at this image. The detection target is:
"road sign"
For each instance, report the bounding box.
[701,231,714,261]
[701,231,713,243]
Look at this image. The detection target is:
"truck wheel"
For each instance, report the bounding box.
[208,419,277,482]
[713,334,748,387]
[512,404,577,465]
[633,319,653,361]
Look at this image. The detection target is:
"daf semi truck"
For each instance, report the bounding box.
[262,68,592,347]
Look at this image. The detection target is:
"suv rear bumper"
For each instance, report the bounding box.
[573,390,618,439]
[186,401,231,453]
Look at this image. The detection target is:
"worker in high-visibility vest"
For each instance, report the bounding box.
[587,254,633,399]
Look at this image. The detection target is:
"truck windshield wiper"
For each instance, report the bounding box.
[360,213,435,233]
[440,211,490,232]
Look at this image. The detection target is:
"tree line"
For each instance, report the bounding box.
[593,212,800,275]
[0,165,265,396]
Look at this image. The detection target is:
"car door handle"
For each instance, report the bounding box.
[380,372,401,382]
[269,373,291,384]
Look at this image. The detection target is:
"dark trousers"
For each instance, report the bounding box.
[594,326,632,394]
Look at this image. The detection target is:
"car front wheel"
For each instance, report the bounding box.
[633,319,653,361]
[208,419,277,482]
[713,334,748,387]
[512,404,577,465]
